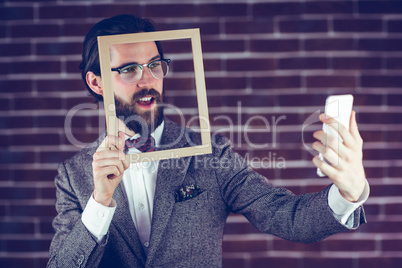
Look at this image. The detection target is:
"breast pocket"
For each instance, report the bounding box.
[172,191,208,214]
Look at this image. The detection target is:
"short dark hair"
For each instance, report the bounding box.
[79,14,164,102]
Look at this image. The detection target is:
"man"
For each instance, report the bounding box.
[47,14,369,267]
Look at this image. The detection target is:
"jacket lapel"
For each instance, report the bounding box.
[145,119,194,266]
[112,184,147,265]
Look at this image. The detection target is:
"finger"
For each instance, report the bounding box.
[93,149,122,161]
[349,110,363,143]
[106,135,125,151]
[320,114,354,148]
[95,165,121,180]
[312,155,337,178]
[118,131,126,151]
[313,130,349,159]
[312,141,344,168]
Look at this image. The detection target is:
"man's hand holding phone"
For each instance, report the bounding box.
[312,95,366,202]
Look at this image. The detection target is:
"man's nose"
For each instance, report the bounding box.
[137,66,154,88]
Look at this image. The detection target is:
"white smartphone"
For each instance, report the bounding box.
[317,94,354,177]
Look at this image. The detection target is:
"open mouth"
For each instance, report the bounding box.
[136,95,156,110]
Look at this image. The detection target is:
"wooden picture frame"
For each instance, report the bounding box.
[97,29,211,163]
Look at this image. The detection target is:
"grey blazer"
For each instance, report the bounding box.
[47,119,366,268]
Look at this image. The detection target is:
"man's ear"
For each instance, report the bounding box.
[86,71,103,96]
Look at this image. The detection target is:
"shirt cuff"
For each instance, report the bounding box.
[328,179,370,225]
[81,194,116,242]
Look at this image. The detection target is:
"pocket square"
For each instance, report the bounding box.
[175,184,203,202]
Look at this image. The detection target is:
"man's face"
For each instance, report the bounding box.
[109,41,164,135]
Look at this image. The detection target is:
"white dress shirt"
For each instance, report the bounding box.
[82,121,369,248]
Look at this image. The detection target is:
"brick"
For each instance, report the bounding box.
[10,204,56,217]
[144,4,195,18]
[382,239,402,251]
[65,96,101,110]
[370,185,402,197]
[387,94,402,106]
[250,256,300,267]
[277,94,327,107]
[10,24,60,38]
[10,134,60,146]
[363,204,380,216]
[334,19,382,32]
[226,58,276,71]
[37,79,84,92]
[222,256,246,268]
[388,20,402,33]
[37,115,85,128]
[0,79,32,93]
[359,113,402,124]
[385,204,402,215]
[333,57,381,69]
[0,25,5,38]
[253,3,301,16]
[5,238,51,252]
[0,43,31,57]
[202,40,245,53]
[36,42,82,56]
[0,221,34,234]
[9,61,61,75]
[305,1,353,14]
[160,40,192,54]
[158,22,220,35]
[386,57,402,69]
[359,257,402,268]
[279,57,327,70]
[172,59,221,73]
[305,38,354,51]
[304,257,353,268]
[39,187,56,200]
[40,219,54,234]
[39,151,77,164]
[9,168,57,182]
[0,151,36,164]
[90,4,140,18]
[279,19,327,33]
[250,39,299,52]
[62,131,101,147]
[0,98,10,111]
[306,75,356,88]
[389,166,402,178]
[354,94,383,106]
[223,239,268,252]
[326,239,376,251]
[39,5,89,19]
[13,97,62,110]
[252,76,301,89]
[199,3,247,17]
[0,116,34,129]
[359,38,402,52]
[224,220,259,235]
[225,19,274,34]
[359,1,402,14]
[273,239,322,251]
[361,75,402,88]
[206,77,247,90]
[0,7,34,20]
[62,22,94,37]
[163,78,195,91]
[364,167,385,178]
[387,130,402,142]
[0,187,36,200]
[224,95,275,108]
[66,60,81,73]
[359,130,385,142]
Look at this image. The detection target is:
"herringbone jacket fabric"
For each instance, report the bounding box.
[47,118,366,268]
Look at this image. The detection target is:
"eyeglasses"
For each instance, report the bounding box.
[111,59,171,84]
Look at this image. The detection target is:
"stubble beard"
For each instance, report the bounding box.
[114,88,164,136]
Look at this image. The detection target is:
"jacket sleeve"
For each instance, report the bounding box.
[212,135,366,244]
[47,162,108,268]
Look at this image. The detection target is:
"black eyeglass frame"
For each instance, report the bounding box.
[111,58,171,81]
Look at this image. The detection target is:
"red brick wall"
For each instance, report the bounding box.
[1,0,402,267]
